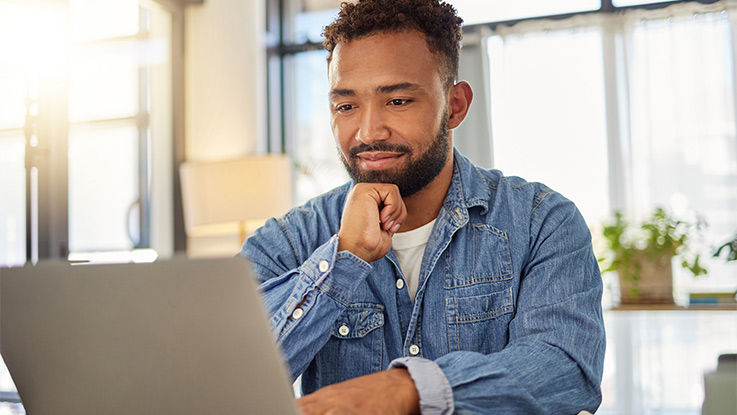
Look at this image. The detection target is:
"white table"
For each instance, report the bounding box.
[598,307,737,415]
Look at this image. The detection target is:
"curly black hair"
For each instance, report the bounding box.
[323,0,463,88]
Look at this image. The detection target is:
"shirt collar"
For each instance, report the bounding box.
[443,148,491,219]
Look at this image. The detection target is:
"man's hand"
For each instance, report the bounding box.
[297,368,420,415]
[337,183,407,263]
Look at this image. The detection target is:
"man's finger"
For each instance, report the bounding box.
[378,185,405,230]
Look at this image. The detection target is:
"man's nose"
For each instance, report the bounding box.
[356,105,390,145]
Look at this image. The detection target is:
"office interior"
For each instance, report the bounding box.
[0,0,736,413]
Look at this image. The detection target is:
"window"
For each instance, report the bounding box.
[624,9,737,293]
[449,0,601,25]
[67,0,172,254]
[487,26,610,227]
[0,0,172,264]
[269,0,349,203]
[286,50,349,205]
[0,0,173,410]
[480,4,737,297]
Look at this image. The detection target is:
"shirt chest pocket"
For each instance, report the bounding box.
[446,287,514,353]
[445,224,513,288]
[310,303,385,389]
[331,303,384,339]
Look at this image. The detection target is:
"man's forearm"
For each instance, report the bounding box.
[298,368,420,415]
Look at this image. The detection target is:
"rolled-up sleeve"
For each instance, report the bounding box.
[389,356,454,415]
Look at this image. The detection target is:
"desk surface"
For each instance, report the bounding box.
[599,309,737,415]
[1,308,734,415]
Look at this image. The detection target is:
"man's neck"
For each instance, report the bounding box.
[397,157,454,232]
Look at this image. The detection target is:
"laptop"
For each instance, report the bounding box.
[0,257,298,415]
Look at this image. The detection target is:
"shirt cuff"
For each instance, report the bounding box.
[298,234,372,306]
[389,356,454,415]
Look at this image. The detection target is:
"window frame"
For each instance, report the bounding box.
[2,0,186,263]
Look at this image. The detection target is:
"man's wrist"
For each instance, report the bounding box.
[336,232,372,263]
[385,368,421,415]
[390,357,454,415]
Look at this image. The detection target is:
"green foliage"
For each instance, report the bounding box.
[598,207,708,286]
[714,234,737,262]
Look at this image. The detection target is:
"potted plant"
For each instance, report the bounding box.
[597,207,707,304]
[714,233,737,262]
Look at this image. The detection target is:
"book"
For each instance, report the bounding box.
[689,292,737,306]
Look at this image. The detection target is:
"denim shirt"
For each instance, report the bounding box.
[240,149,605,414]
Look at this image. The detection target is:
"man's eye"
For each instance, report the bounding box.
[336,104,354,112]
[389,99,410,106]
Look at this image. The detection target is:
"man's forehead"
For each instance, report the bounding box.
[327,30,442,92]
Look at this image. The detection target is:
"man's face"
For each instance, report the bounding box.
[327,30,452,197]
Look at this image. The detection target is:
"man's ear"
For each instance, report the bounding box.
[447,81,473,129]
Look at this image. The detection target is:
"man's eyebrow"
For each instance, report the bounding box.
[329,88,356,99]
[376,82,423,94]
[329,83,424,99]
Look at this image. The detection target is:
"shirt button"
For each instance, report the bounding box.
[409,344,420,355]
[338,324,350,336]
[291,307,304,319]
[318,260,329,273]
[395,279,405,290]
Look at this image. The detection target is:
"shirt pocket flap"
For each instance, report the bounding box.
[331,303,385,339]
[447,287,514,324]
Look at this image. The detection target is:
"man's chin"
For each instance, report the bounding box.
[350,163,404,184]
[355,171,400,185]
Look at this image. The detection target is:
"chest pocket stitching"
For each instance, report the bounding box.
[472,224,512,279]
[456,304,514,323]
[445,224,513,288]
[449,287,514,324]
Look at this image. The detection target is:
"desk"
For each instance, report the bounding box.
[598,308,737,415]
[2,308,734,415]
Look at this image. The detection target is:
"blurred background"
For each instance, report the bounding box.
[0,0,736,413]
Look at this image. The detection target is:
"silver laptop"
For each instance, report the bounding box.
[0,257,298,415]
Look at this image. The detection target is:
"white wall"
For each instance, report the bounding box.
[184,0,265,161]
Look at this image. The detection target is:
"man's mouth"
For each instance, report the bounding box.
[355,151,406,170]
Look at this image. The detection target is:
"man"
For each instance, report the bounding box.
[240,0,605,413]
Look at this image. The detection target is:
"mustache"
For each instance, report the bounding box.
[348,142,412,159]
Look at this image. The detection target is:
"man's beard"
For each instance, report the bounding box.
[339,115,450,198]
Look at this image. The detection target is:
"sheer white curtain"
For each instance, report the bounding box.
[622,2,737,292]
[485,16,611,229]
[483,2,737,293]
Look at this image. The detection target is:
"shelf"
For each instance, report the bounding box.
[609,304,737,311]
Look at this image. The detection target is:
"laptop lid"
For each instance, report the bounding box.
[0,257,297,415]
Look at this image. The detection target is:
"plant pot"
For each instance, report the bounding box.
[618,250,674,305]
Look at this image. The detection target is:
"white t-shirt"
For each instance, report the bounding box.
[391,219,436,300]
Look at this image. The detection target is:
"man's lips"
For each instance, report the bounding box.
[355,151,406,169]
